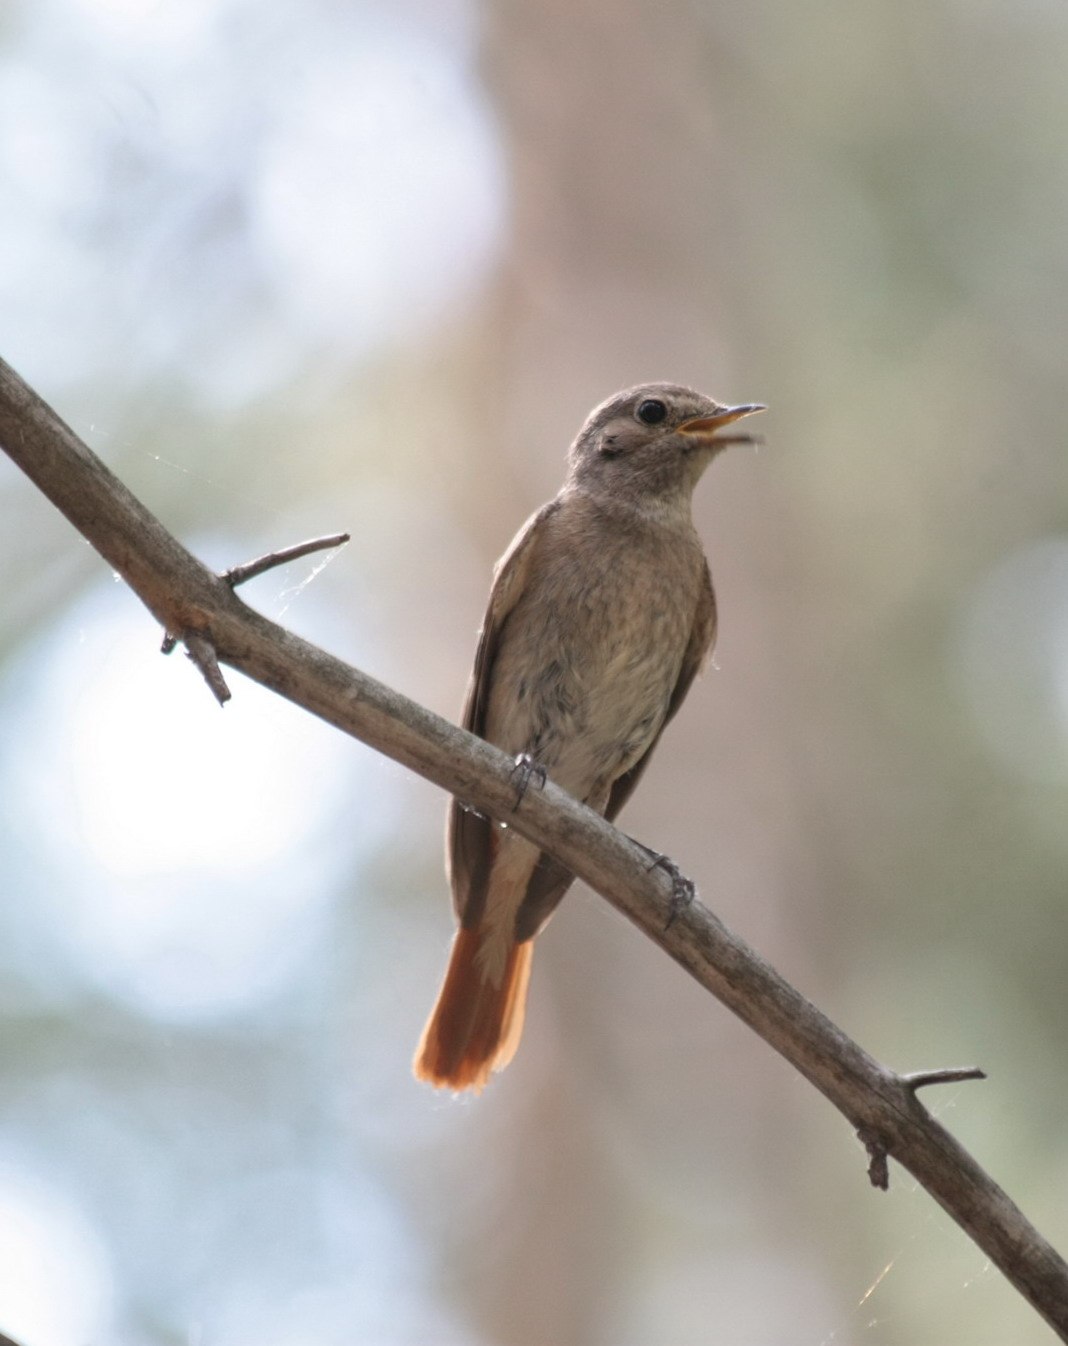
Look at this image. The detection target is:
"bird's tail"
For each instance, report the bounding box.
[413,927,534,1093]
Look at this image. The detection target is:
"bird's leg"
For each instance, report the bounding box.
[510,753,547,811]
[628,838,696,929]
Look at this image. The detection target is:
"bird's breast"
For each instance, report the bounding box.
[484,519,704,791]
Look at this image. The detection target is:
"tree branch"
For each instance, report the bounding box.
[3,353,1068,1338]
[223,533,350,589]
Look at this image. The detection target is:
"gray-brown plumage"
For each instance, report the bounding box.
[414,383,764,1091]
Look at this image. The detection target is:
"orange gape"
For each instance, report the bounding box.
[414,929,534,1093]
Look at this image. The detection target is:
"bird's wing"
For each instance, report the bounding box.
[604,559,717,823]
[447,501,557,923]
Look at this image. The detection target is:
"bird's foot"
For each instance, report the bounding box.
[510,753,547,811]
[631,840,696,929]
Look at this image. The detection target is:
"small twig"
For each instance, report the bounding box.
[224,533,350,589]
[160,532,350,675]
[904,1067,987,1093]
[183,632,231,705]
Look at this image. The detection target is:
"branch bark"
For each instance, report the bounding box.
[3,354,1067,1338]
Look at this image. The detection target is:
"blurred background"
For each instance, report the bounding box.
[1,0,1067,1342]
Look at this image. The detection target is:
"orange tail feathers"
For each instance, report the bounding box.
[414,928,534,1093]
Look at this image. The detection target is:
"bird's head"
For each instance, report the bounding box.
[567,383,765,507]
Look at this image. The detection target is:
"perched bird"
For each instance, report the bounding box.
[414,383,764,1092]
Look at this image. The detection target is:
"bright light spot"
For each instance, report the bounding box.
[62,0,219,47]
[2,578,397,1023]
[205,1171,468,1346]
[0,62,99,210]
[0,0,504,404]
[954,536,1068,782]
[29,592,352,875]
[253,32,504,356]
[0,1158,114,1346]
[64,635,332,880]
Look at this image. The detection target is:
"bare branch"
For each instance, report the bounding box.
[3,353,1068,1339]
[905,1067,988,1093]
[224,533,350,589]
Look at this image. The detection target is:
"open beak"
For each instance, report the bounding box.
[677,403,766,447]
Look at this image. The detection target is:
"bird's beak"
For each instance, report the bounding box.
[677,403,766,446]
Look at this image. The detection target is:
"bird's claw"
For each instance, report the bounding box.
[510,753,547,811]
[645,850,696,929]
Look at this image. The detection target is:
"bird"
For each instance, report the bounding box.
[413,383,764,1091]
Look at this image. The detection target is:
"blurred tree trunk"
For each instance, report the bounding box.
[447,3,799,1343]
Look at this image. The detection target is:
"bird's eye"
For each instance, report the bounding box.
[636,398,668,426]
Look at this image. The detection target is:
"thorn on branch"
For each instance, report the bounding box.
[858,1125,890,1191]
[224,532,350,589]
[903,1067,987,1093]
[183,632,231,706]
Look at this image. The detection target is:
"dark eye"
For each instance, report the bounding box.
[636,398,667,426]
